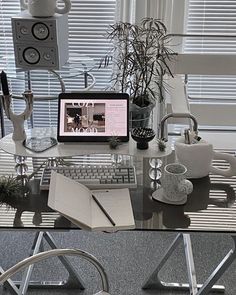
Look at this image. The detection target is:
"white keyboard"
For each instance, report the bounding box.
[40,165,137,190]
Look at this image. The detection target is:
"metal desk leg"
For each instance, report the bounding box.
[142,233,225,294]
[3,231,85,295]
[18,232,44,294]
[142,233,185,291]
[43,231,86,289]
[184,234,198,294]
[197,235,236,295]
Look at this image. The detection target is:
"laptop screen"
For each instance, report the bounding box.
[57,92,129,142]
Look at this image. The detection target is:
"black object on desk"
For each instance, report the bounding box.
[0,70,10,96]
[0,70,10,138]
[92,194,116,226]
[131,127,155,149]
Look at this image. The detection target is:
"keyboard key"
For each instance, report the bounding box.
[78,179,100,185]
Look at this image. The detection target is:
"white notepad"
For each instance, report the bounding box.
[48,171,135,231]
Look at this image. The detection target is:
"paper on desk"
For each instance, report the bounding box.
[48,171,135,231]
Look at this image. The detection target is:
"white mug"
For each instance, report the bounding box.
[161,163,193,203]
[21,0,71,17]
[175,137,236,178]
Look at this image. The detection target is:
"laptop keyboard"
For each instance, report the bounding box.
[40,165,137,190]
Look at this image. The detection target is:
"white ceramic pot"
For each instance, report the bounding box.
[175,137,236,178]
[20,0,71,17]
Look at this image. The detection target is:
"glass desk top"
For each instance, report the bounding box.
[0,148,235,233]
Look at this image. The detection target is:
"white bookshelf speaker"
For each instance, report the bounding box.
[11,11,69,70]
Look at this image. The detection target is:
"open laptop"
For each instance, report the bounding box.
[57,92,129,142]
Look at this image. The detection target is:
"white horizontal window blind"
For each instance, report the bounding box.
[184,0,236,101]
[0,0,116,133]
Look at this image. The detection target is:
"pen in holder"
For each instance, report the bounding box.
[1,91,34,141]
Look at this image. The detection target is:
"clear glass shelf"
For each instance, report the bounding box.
[0,53,96,81]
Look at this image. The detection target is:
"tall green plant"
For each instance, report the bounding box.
[102,18,174,107]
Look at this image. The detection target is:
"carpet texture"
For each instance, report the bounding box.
[0,231,235,294]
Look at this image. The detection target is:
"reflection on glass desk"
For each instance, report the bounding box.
[0,53,96,104]
[0,149,235,232]
[0,53,96,81]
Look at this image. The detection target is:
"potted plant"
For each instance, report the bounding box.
[100,17,174,128]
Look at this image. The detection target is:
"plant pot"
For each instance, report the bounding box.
[129,102,155,129]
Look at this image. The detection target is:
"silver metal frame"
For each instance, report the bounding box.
[142,233,236,295]
[0,231,86,295]
[159,112,198,141]
[0,242,110,295]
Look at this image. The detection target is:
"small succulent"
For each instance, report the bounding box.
[108,136,121,149]
[157,139,166,152]
[0,175,25,203]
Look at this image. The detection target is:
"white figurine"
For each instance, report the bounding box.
[1,91,33,141]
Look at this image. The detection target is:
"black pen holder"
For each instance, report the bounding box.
[131,127,155,150]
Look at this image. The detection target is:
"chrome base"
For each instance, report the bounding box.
[142,234,236,295]
[143,282,225,293]
[0,248,110,294]
[13,279,84,289]
[1,231,85,295]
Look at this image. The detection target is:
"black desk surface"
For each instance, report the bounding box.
[0,149,235,233]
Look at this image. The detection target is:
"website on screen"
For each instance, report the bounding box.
[59,99,128,137]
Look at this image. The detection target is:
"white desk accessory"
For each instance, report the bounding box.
[1,91,33,141]
[0,127,172,159]
[175,136,236,178]
[20,0,71,17]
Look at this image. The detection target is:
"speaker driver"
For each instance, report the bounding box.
[32,22,49,40]
[23,47,40,64]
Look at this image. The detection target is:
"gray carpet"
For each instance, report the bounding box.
[0,231,235,294]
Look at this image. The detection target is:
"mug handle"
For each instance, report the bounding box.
[210,151,236,177]
[20,0,28,10]
[55,0,71,14]
[177,179,193,195]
